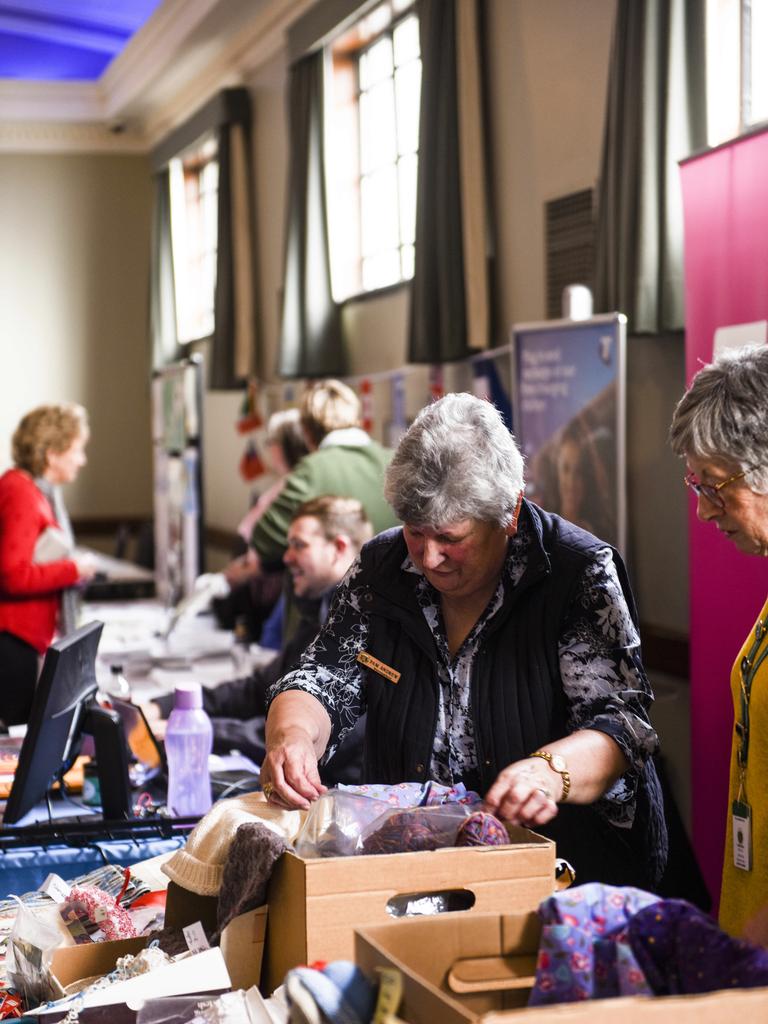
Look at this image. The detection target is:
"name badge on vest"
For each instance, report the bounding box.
[356,651,401,684]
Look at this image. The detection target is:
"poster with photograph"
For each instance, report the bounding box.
[513,314,626,552]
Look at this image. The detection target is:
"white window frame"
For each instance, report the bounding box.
[707,0,768,147]
[169,135,219,344]
[325,0,421,302]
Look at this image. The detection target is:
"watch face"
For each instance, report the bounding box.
[551,754,567,773]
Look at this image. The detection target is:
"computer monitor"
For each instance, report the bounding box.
[3,620,134,825]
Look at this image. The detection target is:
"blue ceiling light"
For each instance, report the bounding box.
[0,0,164,81]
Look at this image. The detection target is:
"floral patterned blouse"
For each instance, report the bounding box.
[268,519,659,829]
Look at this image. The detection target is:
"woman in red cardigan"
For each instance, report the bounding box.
[0,404,94,726]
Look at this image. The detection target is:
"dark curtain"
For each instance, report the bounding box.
[408,0,490,364]
[149,169,181,369]
[409,0,466,364]
[594,0,707,334]
[278,52,345,379]
[210,115,259,389]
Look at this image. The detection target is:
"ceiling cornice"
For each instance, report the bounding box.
[0,0,317,155]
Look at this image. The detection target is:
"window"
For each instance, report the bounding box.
[707,0,768,147]
[326,0,421,301]
[169,136,219,343]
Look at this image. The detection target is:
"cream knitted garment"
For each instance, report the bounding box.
[162,793,306,895]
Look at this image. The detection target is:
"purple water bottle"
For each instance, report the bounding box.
[165,682,213,817]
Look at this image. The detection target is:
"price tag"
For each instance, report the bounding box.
[183,921,211,954]
[39,873,71,904]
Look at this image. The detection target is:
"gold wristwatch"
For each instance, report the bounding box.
[529,750,571,802]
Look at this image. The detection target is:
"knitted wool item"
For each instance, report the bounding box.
[215,822,290,935]
[455,811,509,847]
[361,808,450,855]
[161,792,306,896]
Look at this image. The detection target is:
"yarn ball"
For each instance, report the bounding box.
[361,808,447,855]
[455,811,509,847]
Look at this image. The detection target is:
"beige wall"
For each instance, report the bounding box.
[0,153,153,519]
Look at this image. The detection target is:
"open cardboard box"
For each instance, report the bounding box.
[260,827,555,995]
[355,910,768,1023]
[164,882,268,991]
[48,940,231,1007]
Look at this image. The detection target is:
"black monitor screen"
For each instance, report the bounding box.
[4,620,104,825]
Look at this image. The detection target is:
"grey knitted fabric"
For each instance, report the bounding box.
[215,821,290,935]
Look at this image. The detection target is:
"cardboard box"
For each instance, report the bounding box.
[49,936,148,1000]
[163,881,267,991]
[355,911,768,1023]
[261,827,555,995]
[48,939,231,1007]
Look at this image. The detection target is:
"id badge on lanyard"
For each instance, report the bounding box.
[732,799,752,871]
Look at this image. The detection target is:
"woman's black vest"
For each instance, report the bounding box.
[352,501,667,889]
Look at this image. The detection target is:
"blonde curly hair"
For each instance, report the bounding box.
[12,404,89,477]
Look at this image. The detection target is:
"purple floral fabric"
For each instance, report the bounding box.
[337,780,481,808]
[628,899,768,995]
[529,883,660,1005]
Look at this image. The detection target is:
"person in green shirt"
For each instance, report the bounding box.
[247,379,398,570]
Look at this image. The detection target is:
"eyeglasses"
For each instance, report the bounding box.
[683,469,747,510]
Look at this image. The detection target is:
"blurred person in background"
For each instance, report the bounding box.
[216,408,309,640]
[0,403,95,726]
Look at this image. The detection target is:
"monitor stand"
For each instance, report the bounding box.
[82,702,133,819]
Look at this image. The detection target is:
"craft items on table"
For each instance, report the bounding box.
[627,898,768,995]
[283,960,377,1024]
[294,791,392,860]
[360,804,469,856]
[338,780,481,808]
[0,990,21,1019]
[455,811,509,847]
[528,883,661,1004]
[60,886,138,944]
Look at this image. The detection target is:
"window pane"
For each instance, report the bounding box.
[398,153,417,244]
[363,249,401,290]
[400,244,415,280]
[361,166,399,256]
[751,0,768,123]
[360,79,396,173]
[359,35,393,90]
[395,59,421,154]
[393,14,419,65]
[706,0,741,145]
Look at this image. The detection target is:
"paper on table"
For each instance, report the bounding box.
[85,947,231,1009]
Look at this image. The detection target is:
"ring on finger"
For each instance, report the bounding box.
[535,786,552,799]
[262,782,274,800]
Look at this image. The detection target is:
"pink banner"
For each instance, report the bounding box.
[680,128,768,908]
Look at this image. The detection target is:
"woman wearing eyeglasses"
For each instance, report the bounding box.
[669,343,768,939]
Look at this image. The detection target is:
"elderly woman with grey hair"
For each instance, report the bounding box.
[262,393,666,887]
[669,343,768,938]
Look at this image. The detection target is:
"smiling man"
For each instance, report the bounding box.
[147,496,372,783]
[262,393,667,892]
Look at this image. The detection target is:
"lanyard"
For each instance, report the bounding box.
[736,616,768,799]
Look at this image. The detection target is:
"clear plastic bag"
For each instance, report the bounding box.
[359,802,471,855]
[5,897,63,1009]
[294,790,391,858]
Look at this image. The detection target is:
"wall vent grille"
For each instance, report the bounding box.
[545,187,595,319]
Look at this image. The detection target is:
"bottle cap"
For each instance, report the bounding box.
[174,682,203,710]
